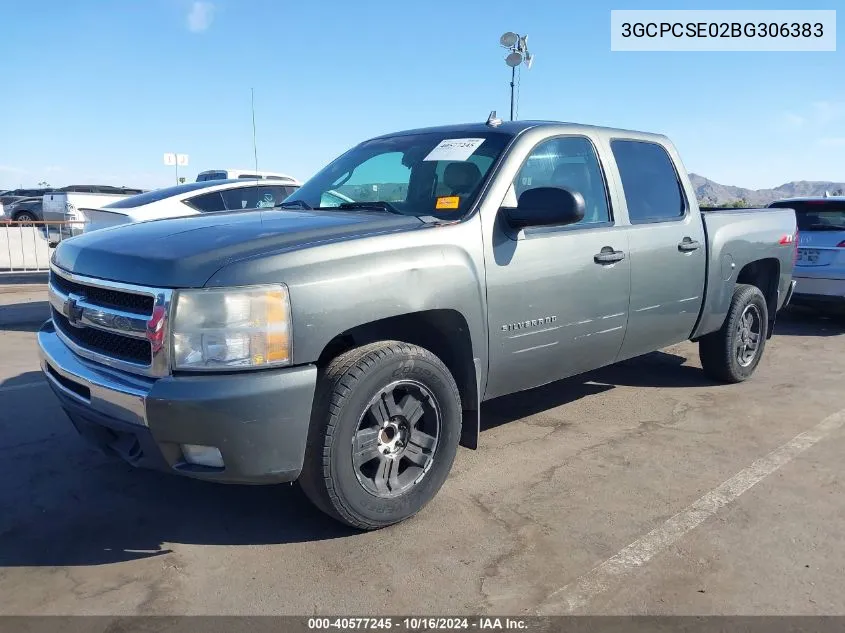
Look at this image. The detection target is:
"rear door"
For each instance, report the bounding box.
[611,139,707,361]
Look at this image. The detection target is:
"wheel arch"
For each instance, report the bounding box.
[692,256,782,342]
[12,209,37,221]
[315,309,481,449]
[736,258,780,338]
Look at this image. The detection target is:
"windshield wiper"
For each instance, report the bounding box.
[337,201,403,215]
[276,199,312,210]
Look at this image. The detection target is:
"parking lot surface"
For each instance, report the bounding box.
[1,285,844,615]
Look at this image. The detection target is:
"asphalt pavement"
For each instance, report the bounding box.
[1,285,844,615]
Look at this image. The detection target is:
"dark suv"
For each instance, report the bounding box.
[0,188,52,207]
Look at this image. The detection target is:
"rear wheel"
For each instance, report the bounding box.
[13,211,35,224]
[699,283,769,383]
[299,341,462,530]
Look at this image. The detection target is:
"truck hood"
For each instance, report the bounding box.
[53,209,424,287]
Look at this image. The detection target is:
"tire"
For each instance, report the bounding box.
[699,283,769,383]
[299,341,462,530]
[13,211,35,224]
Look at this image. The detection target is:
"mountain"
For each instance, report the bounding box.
[690,174,845,207]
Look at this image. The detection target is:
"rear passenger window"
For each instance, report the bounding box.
[514,136,611,226]
[185,191,226,213]
[221,186,262,210]
[611,140,685,223]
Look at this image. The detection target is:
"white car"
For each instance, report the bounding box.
[80,178,301,234]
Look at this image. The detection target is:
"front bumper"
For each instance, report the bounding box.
[38,321,318,484]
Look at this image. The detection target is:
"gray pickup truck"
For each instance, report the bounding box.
[38,118,798,529]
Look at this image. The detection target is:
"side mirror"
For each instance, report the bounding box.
[504,187,585,229]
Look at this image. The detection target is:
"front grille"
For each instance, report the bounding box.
[53,308,152,365]
[49,267,171,377]
[50,271,154,314]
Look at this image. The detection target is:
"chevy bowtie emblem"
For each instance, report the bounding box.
[63,293,85,327]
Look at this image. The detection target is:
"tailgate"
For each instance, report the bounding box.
[796,230,845,272]
[774,199,845,277]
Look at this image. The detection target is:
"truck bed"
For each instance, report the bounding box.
[693,206,797,339]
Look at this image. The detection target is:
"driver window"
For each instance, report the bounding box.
[515,137,611,225]
[331,152,410,203]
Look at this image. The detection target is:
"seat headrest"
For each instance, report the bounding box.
[444,162,482,194]
[551,163,592,193]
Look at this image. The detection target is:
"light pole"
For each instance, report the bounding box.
[499,32,534,121]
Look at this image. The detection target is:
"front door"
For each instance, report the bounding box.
[610,139,707,361]
[483,135,632,400]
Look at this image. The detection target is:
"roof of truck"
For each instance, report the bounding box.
[370,120,668,142]
[769,196,845,204]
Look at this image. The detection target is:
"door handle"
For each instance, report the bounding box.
[678,238,701,252]
[594,247,625,264]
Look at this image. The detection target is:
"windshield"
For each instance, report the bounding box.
[770,200,845,230]
[284,131,512,219]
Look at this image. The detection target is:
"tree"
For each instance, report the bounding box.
[698,194,717,208]
[37,181,50,187]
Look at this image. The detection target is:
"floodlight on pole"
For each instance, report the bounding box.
[499,31,534,121]
[500,31,519,47]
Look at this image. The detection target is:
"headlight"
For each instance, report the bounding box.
[171,284,292,371]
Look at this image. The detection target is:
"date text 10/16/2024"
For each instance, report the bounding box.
[308,618,528,631]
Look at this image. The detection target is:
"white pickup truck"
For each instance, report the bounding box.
[42,185,145,235]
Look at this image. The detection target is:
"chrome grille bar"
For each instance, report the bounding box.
[48,264,174,378]
[48,284,149,339]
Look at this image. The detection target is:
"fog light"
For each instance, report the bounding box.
[181,444,224,468]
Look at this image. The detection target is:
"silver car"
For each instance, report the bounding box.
[769,197,845,314]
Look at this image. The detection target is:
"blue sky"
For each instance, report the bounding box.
[0,0,842,191]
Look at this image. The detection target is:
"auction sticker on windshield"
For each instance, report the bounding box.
[435,196,460,210]
[424,138,485,162]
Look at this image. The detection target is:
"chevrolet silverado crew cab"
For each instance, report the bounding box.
[38,118,798,529]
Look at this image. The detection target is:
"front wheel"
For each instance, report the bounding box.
[699,283,769,383]
[299,341,462,530]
